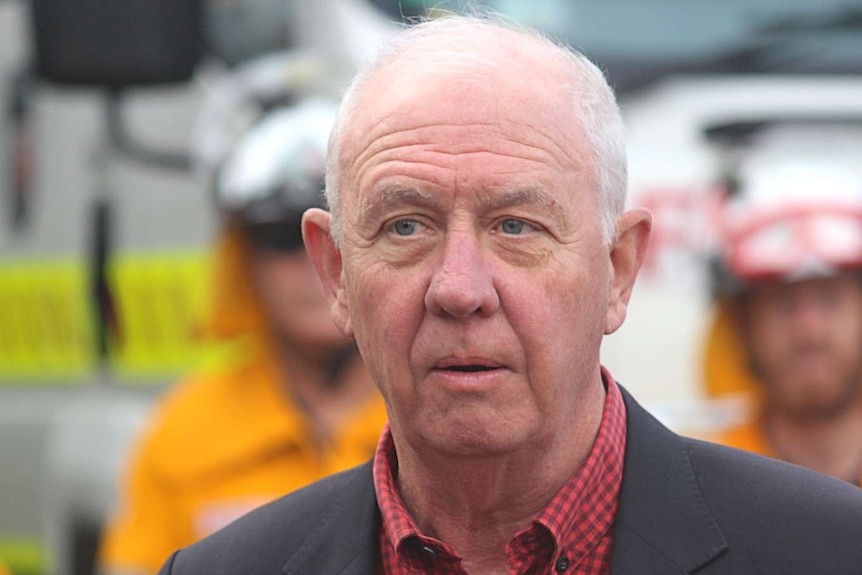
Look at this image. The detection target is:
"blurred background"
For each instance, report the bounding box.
[1,0,861,573]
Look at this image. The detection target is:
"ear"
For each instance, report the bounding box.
[302,208,354,337]
[605,208,652,334]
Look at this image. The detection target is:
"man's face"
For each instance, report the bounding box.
[306,53,649,458]
[249,244,352,358]
[741,274,862,419]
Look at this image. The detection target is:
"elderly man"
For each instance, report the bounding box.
[158,14,862,575]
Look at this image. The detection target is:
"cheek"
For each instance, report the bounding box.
[347,264,425,371]
[545,262,609,327]
[832,310,862,360]
[507,267,607,364]
[747,322,786,364]
[255,265,323,314]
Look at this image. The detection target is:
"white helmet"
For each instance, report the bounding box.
[212,97,336,250]
[216,97,334,219]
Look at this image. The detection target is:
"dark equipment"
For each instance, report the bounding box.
[29,0,204,88]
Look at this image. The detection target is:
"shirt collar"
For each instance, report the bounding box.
[373,368,627,571]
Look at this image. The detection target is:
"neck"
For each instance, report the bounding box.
[765,399,862,483]
[274,339,376,444]
[394,383,605,574]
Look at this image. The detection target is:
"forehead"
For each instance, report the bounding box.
[340,42,589,196]
[350,39,583,166]
[747,274,862,303]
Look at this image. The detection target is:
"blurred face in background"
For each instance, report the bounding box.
[739,273,862,420]
[246,222,351,357]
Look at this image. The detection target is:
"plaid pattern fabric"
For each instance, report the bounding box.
[374,370,627,575]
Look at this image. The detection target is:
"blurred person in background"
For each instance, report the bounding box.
[703,121,862,485]
[96,97,387,575]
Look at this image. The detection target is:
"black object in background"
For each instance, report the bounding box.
[29,0,204,87]
[6,67,35,231]
[90,197,119,365]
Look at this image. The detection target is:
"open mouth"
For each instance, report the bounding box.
[434,356,504,374]
[445,365,497,373]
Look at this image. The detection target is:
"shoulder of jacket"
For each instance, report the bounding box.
[165,463,376,574]
[682,437,862,569]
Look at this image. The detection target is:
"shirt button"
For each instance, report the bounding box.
[556,556,571,572]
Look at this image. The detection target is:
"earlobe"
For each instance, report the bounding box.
[605,208,652,334]
[302,208,354,337]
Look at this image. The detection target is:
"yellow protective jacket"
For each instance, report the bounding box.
[702,299,775,454]
[97,228,388,574]
[702,299,764,404]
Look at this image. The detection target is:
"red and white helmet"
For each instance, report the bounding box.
[707,120,862,294]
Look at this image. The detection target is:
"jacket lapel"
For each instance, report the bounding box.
[611,388,728,575]
[281,462,379,575]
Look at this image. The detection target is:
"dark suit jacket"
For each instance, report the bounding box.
[159,388,862,574]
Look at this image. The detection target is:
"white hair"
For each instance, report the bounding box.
[325,12,627,247]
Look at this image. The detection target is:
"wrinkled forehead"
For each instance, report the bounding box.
[340,36,584,174]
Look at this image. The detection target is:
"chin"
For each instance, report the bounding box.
[782,387,854,420]
[281,328,352,355]
[429,437,517,459]
[419,415,535,458]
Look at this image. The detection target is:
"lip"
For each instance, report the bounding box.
[429,356,509,391]
[434,356,504,370]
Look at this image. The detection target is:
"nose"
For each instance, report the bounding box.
[424,230,500,318]
[791,292,832,335]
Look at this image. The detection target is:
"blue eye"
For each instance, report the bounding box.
[393,219,420,236]
[499,219,527,235]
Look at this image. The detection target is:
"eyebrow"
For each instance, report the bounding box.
[357,186,437,228]
[357,185,568,231]
[482,187,568,231]
[482,187,555,212]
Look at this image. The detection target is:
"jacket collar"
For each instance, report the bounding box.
[611,388,728,575]
[281,462,380,575]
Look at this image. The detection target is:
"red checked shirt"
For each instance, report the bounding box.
[373,370,627,575]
